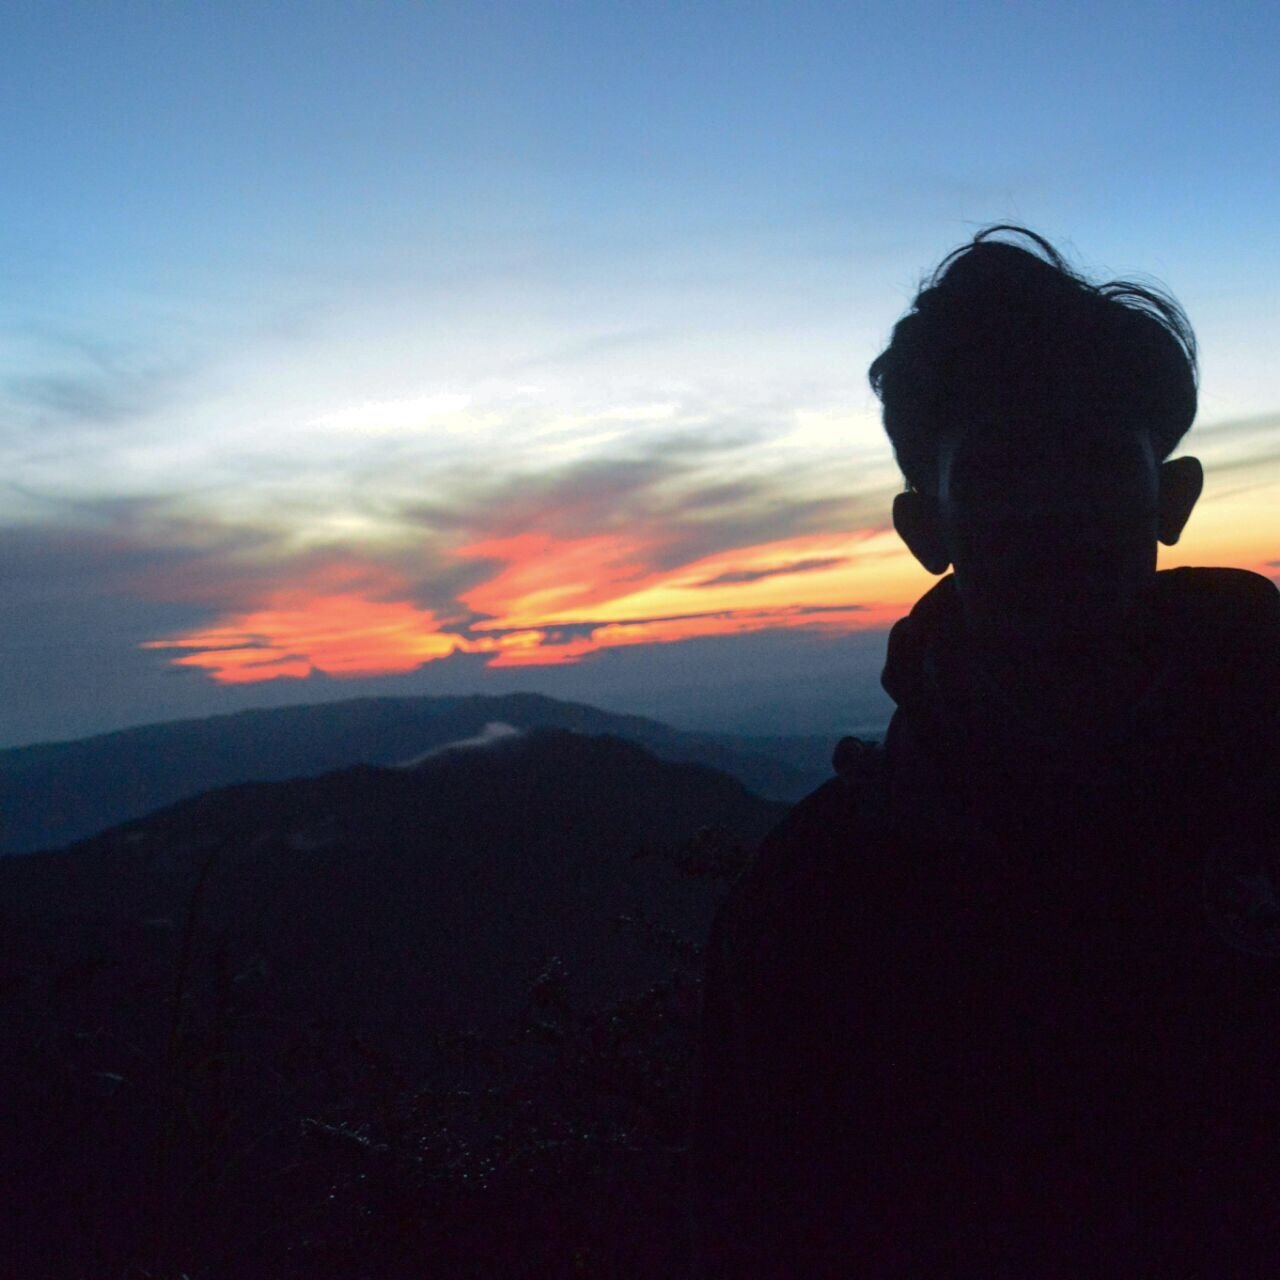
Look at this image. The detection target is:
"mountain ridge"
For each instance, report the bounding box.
[0,726,788,1273]
[0,691,844,855]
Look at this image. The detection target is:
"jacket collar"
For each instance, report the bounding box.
[877,567,1280,845]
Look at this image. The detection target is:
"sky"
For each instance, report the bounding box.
[1,0,1278,748]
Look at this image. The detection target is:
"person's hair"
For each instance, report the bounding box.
[867,225,1199,494]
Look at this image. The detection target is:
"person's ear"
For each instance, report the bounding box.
[893,490,951,574]
[1156,455,1203,546]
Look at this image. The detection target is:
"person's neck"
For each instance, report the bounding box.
[963,620,1153,746]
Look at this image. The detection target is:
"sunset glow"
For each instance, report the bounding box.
[2,2,1277,746]
[134,464,1280,689]
[143,591,460,683]
[143,529,923,683]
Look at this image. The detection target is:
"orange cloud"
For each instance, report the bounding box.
[478,630,606,667]
[478,604,876,668]
[142,561,462,684]
[141,525,928,683]
[455,531,666,626]
[463,528,916,635]
[457,527,917,668]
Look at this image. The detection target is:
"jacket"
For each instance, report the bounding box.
[690,566,1280,1277]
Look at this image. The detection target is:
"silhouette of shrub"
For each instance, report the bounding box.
[273,826,753,1278]
[11,824,756,1277]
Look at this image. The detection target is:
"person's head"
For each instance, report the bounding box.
[868,226,1204,652]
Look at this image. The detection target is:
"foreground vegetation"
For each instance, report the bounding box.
[18,825,752,1279]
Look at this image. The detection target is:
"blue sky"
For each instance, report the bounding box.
[1,1,1278,747]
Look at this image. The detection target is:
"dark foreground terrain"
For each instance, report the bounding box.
[0,728,790,1277]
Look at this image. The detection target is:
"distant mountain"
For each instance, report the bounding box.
[0,691,837,855]
[0,728,786,1270]
[0,726,785,1025]
[0,727,786,1023]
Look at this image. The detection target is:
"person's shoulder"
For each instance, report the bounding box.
[1156,565,1280,630]
[718,736,888,935]
[711,737,890,993]
[1153,566,1280,768]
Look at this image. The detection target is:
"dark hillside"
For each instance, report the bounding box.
[0,728,787,1276]
[0,691,824,854]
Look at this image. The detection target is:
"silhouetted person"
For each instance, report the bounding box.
[690,227,1280,1276]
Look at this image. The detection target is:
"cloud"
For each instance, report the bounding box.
[1193,411,1280,444]
[309,392,474,435]
[0,498,260,605]
[143,413,904,681]
[395,721,522,768]
[697,555,850,586]
[0,513,234,747]
[125,494,904,682]
[1191,411,1280,493]
[0,322,190,442]
[0,393,912,728]
[398,431,895,573]
[0,394,916,744]
[6,372,154,426]
[142,583,462,683]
